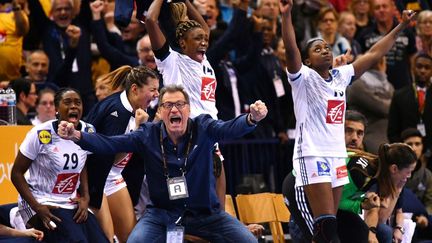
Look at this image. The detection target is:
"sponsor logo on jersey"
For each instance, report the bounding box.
[38,130,52,144]
[114,177,125,185]
[52,146,60,152]
[201,77,216,102]
[326,100,344,124]
[113,153,133,168]
[317,161,330,176]
[110,111,118,117]
[336,165,348,179]
[52,173,79,194]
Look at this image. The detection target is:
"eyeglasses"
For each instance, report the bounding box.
[160,101,188,110]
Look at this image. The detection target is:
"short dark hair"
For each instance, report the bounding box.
[54,87,82,108]
[401,128,423,141]
[9,78,32,101]
[301,38,325,61]
[158,85,190,107]
[415,52,432,63]
[345,110,368,128]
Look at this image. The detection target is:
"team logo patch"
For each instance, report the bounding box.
[52,173,79,194]
[326,100,344,124]
[336,165,348,179]
[114,153,133,168]
[201,77,216,102]
[38,130,52,144]
[317,161,331,176]
[85,126,95,133]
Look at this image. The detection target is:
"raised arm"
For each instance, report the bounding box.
[185,0,209,36]
[279,0,302,73]
[145,0,167,51]
[352,10,416,79]
[12,0,29,37]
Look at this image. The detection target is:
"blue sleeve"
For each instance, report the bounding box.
[77,129,144,154]
[91,19,139,68]
[202,114,256,141]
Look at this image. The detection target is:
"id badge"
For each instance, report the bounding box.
[273,77,285,97]
[167,176,189,200]
[417,123,426,137]
[166,226,184,243]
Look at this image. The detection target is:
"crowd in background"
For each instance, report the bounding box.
[1,0,432,242]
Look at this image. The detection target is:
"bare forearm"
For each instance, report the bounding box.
[11,173,40,210]
[13,9,29,36]
[79,166,89,199]
[185,0,209,34]
[281,12,301,72]
[368,22,408,60]
[147,0,163,21]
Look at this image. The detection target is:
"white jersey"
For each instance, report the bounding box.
[18,120,95,210]
[156,48,218,119]
[287,64,354,159]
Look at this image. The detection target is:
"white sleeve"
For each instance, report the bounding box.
[155,48,181,86]
[337,64,355,87]
[287,64,309,87]
[19,128,41,161]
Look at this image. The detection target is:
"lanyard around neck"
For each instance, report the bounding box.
[159,123,193,180]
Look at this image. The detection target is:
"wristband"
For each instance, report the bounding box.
[12,6,21,11]
[248,113,258,125]
[369,226,377,234]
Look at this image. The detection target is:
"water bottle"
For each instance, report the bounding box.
[5,88,17,125]
[0,89,7,125]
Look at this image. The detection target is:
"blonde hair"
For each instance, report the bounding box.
[170,2,188,27]
[416,10,432,35]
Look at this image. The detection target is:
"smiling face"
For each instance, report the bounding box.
[137,35,156,70]
[159,91,190,143]
[51,0,74,28]
[206,0,219,28]
[338,13,357,40]
[179,27,209,63]
[56,90,82,127]
[129,77,159,111]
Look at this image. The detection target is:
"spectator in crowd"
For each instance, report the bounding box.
[31,88,56,126]
[388,53,432,149]
[11,88,108,243]
[27,0,97,114]
[85,65,160,243]
[415,10,432,57]
[280,0,415,240]
[58,85,268,242]
[338,11,362,60]
[349,0,373,40]
[24,50,59,92]
[10,78,37,125]
[357,0,417,89]
[0,223,43,242]
[255,0,279,33]
[347,56,394,154]
[363,143,417,243]
[90,1,156,72]
[0,0,29,82]
[401,128,432,241]
[316,6,352,57]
